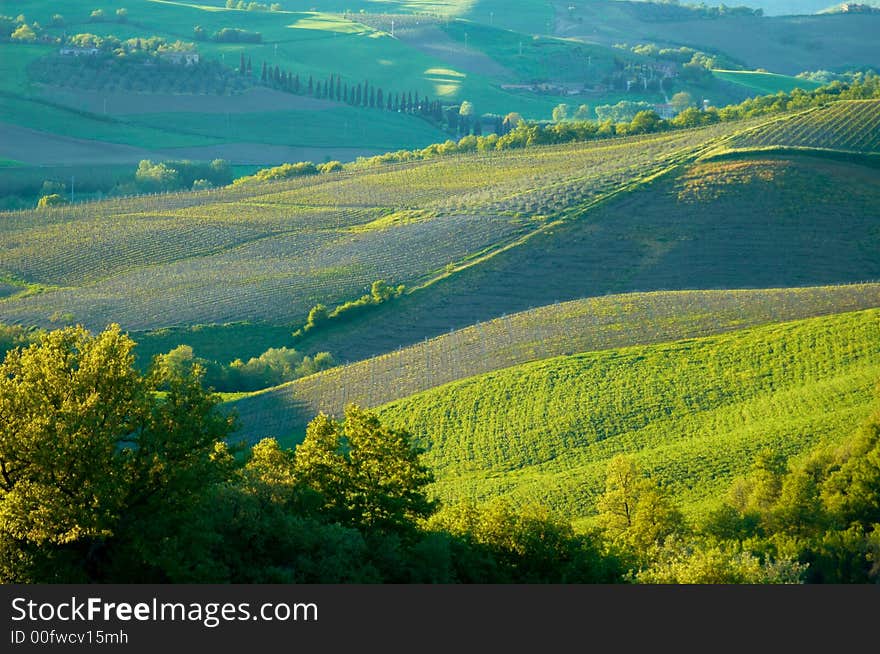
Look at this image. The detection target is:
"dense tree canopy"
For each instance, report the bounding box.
[2,324,878,583]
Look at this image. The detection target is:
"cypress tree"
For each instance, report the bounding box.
[315,81,322,97]
[247,56,252,75]
[343,84,348,103]
[369,87,375,108]
[377,88,384,110]
[308,75,313,94]
[239,52,246,75]
[329,74,335,100]
[274,65,280,85]
[362,81,369,106]
[336,76,342,101]
[356,83,362,105]
[387,93,392,111]
[261,61,267,83]
[407,92,413,112]
[294,74,300,93]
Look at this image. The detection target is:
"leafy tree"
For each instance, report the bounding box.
[625,110,663,135]
[293,405,435,534]
[502,112,523,132]
[636,539,806,584]
[116,8,128,23]
[36,193,65,208]
[10,24,36,42]
[596,455,684,554]
[670,91,694,114]
[552,103,569,122]
[0,325,236,582]
[318,160,343,174]
[89,9,105,22]
[301,303,328,334]
[135,160,179,192]
[573,104,591,120]
[428,500,620,582]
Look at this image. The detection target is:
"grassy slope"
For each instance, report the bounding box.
[287,149,880,363]
[711,70,824,96]
[375,309,880,524]
[724,99,880,153]
[227,284,880,443]
[553,0,880,75]
[0,122,741,332]
[0,3,450,158]
[4,1,574,126]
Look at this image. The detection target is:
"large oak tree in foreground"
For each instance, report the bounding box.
[0,324,236,582]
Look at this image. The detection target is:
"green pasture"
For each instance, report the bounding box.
[712,69,824,96]
[377,308,880,522]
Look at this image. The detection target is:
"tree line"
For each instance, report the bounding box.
[244,59,445,124]
[345,73,880,167]
[1,324,878,583]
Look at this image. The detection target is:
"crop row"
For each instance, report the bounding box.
[376,308,880,519]
[228,284,880,442]
[729,100,880,153]
[0,123,748,329]
[0,211,527,330]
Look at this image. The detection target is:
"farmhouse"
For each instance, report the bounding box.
[159,50,200,66]
[653,103,676,119]
[59,46,99,57]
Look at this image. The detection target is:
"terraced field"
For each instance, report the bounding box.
[375,309,880,523]
[0,122,750,331]
[228,284,880,442]
[726,100,880,153]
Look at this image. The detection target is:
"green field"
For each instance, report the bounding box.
[10,0,858,169]
[127,106,447,150]
[712,69,824,95]
[227,284,880,442]
[285,148,880,363]
[554,0,880,75]
[725,99,880,153]
[375,308,880,524]
[0,121,748,333]
[0,92,223,149]
[3,100,876,369]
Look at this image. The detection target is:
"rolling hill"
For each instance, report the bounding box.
[724,98,880,153]
[376,308,880,524]
[553,0,880,75]
[2,98,876,370]
[227,284,880,442]
[0,119,753,333]
[286,134,880,361]
[5,0,877,177]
